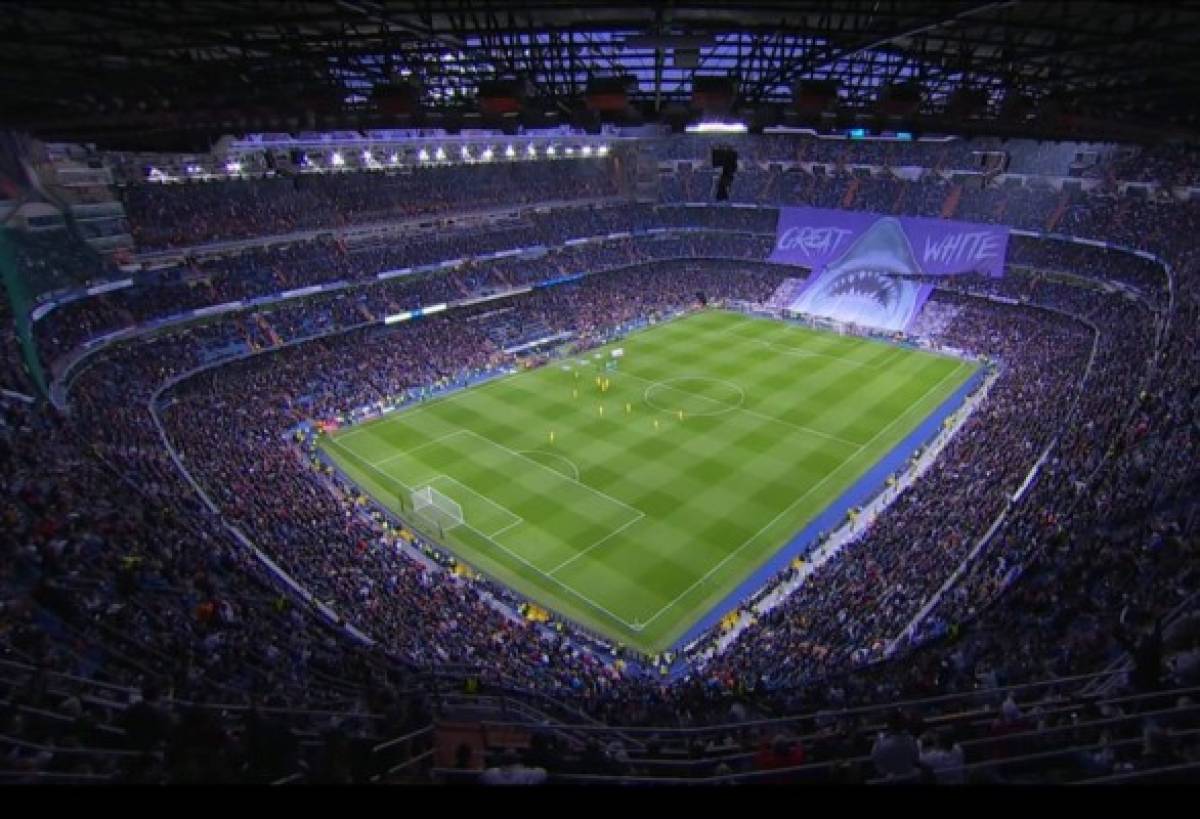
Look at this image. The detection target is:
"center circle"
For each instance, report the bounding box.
[643,377,745,417]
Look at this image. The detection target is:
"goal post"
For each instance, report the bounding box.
[411,485,464,532]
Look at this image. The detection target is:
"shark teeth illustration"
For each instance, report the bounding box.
[823,269,901,310]
[807,217,925,314]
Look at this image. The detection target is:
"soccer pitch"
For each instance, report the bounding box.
[319,310,976,655]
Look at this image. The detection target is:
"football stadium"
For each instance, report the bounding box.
[1,0,1198,786]
[321,310,978,654]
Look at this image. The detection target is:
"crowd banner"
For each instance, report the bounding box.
[770,206,1010,332]
[769,206,1010,278]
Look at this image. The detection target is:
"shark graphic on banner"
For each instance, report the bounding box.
[770,206,1010,277]
[770,207,1009,332]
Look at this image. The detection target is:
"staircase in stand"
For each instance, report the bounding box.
[254,313,283,347]
[489,267,514,289]
[840,176,861,209]
[932,146,948,174]
[633,146,660,200]
[992,195,1008,223]
[238,319,259,352]
[1106,196,1131,236]
[1046,190,1072,231]
[449,271,472,296]
[758,168,779,204]
[940,183,963,219]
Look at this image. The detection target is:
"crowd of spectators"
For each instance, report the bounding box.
[0,294,33,395]
[32,166,1191,370]
[44,233,1196,781]
[646,134,1111,178]
[1096,143,1200,187]
[34,229,773,367]
[118,159,624,250]
[0,391,433,782]
[3,140,1200,783]
[1,228,120,296]
[61,261,783,698]
[55,244,1178,704]
[35,165,1196,371]
[649,133,1200,187]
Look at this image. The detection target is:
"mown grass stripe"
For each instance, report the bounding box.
[319,310,976,652]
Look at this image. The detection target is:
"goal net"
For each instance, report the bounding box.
[411,485,464,532]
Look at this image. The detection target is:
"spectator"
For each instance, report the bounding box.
[479,748,547,785]
[121,685,171,752]
[918,729,966,784]
[753,733,807,783]
[871,712,920,781]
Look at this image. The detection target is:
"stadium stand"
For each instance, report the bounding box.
[2,2,1200,785]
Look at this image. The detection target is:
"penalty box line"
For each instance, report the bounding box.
[452,429,647,621]
[457,429,646,522]
[545,512,646,577]
[422,474,524,540]
[351,443,641,630]
[323,434,415,495]
[371,429,473,468]
[375,427,646,628]
[360,426,644,563]
[331,428,641,629]
[718,318,893,371]
[453,517,643,631]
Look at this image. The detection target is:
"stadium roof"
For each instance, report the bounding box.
[5,1,1200,149]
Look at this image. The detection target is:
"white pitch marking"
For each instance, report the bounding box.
[452,519,642,630]
[622,370,862,448]
[488,519,524,539]
[426,474,523,535]
[517,449,582,482]
[642,377,745,417]
[546,512,647,576]
[719,318,890,370]
[372,429,471,467]
[634,361,968,632]
[459,429,645,520]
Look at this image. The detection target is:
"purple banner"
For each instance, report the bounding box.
[907,283,934,333]
[787,267,934,334]
[769,206,1010,278]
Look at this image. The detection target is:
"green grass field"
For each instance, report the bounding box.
[319,309,976,654]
